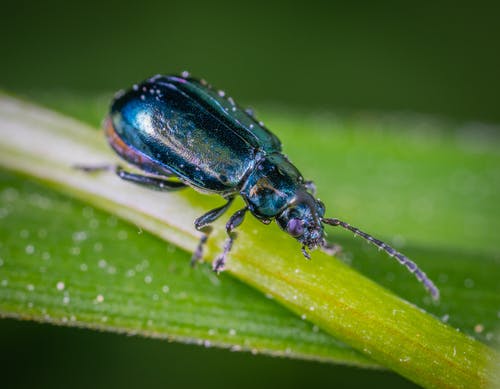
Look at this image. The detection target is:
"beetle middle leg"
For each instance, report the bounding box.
[191,197,235,266]
[212,206,248,273]
[115,167,187,191]
[76,164,186,191]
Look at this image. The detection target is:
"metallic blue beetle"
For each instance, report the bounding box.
[84,73,439,300]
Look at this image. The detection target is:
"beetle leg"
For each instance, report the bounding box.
[191,197,235,266]
[76,164,184,191]
[212,207,248,273]
[115,167,186,191]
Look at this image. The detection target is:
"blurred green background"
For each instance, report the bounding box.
[1,1,499,388]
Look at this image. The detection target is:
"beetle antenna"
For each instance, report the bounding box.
[322,217,439,300]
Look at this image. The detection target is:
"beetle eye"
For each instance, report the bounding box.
[287,218,305,237]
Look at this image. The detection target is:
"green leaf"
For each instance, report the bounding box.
[0,93,499,388]
[0,95,375,367]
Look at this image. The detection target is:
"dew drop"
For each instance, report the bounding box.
[96,294,104,303]
[72,231,88,242]
[117,230,128,240]
[56,281,65,291]
[25,244,35,254]
[93,242,103,252]
[126,269,135,277]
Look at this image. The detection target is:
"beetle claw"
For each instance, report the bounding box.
[212,257,226,273]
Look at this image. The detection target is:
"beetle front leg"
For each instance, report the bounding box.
[191,197,235,266]
[212,207,248,273]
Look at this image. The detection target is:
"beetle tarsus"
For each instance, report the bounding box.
[192,198,235,266]
[212,232,236,273]
[212,207,248,273]
[191,227,211,267]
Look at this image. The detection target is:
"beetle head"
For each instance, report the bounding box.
[275,189,326,256]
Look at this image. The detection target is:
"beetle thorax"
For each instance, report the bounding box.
[240,153,304,218]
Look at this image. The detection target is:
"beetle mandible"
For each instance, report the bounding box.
[80,72,439,300]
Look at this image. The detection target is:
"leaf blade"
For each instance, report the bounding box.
[0,93,499,388]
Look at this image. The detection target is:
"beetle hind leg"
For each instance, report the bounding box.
[76,164,185,191]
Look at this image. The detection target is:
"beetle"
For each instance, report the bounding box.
[79,72,439,300]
